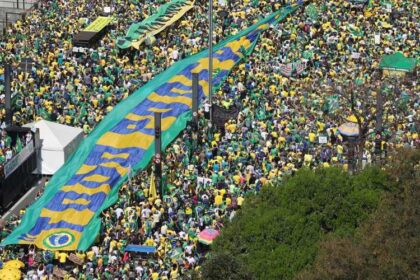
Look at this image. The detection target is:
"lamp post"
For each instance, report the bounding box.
[208,0,213,125]
[192,72,199,128]
[154,112,163,196]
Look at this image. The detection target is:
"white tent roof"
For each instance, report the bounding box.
[23,120,83,151]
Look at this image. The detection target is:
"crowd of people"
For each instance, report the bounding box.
[0,129,32,171]
[0,0,418,279]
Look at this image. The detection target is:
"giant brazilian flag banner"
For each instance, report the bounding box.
[116,0,195,49]
[2,5,298,251]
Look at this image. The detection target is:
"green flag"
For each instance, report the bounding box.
[305,4,319,21]
[16,137,23,153]
[39,108,50,120]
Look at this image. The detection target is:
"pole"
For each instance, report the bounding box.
[375,90,383,132]
[192,73,199,128]
[208,0,213,125]
[4,62,12,127]
[154,112,162,196]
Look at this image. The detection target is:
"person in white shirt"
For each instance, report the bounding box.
[187,256,196,267]
[114,207,124,219]
[185,244,193,255]
[5,149,13,161]
[135,264,144,276]
[203,101,211,119]
[141,207,152,219]
[92,245,99,256]
[160,222,168,235]
[172,49,179,61]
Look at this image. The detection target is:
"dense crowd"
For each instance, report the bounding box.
[0,0,418,279]
[0,129,32,170]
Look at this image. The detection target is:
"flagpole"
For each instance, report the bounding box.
[208,0,213,126]
[128,164,132,186]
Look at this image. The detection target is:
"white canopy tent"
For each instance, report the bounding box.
[23,120,84,175]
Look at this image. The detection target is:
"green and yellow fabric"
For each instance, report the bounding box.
[2,5,299,251]
[83,17,114,32]
[116,0,195,49]
[379,52,417,72]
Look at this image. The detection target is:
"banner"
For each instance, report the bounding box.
[279,62,306,77]
[212,105,240,128]
[68,253,84,265]
[2,5,299,251]
[83,17,113,32]
[116,0,195,49]
[53,267,67,278]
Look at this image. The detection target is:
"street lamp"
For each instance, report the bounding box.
[208,0,214,125]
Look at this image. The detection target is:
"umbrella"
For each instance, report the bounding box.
[0,267,21,280]
[3,260,24,270]
[198,228,220,245]
[338,122,360,137]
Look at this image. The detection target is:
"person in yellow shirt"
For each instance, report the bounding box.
[145,237,155,246]
[214,192,223,206]
[58,251,69,266]
[86,250,95,262]
[75,251,86,263]
[226,195,232,207]
[151,270,159,280]
[337,144,344,160]
[308,132,316,143]
[65,115,72,124]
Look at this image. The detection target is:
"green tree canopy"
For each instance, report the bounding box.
[295,149,420,280]
[201,166,393,280]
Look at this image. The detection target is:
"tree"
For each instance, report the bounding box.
[294,149,420,280]
[200,166,392,280]
[333,73,408,170]
[198,253,255,280]
[306,71,409,171]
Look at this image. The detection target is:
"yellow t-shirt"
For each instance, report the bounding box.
[152,272,159,280]
[58,252,68,263]
[309,132,316,143]
[110,240,117,250]
[233,175,241,184]
[86,250,95,261]
[65,115,72,124]
[76,252,86,262]
[214,195,223,206]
